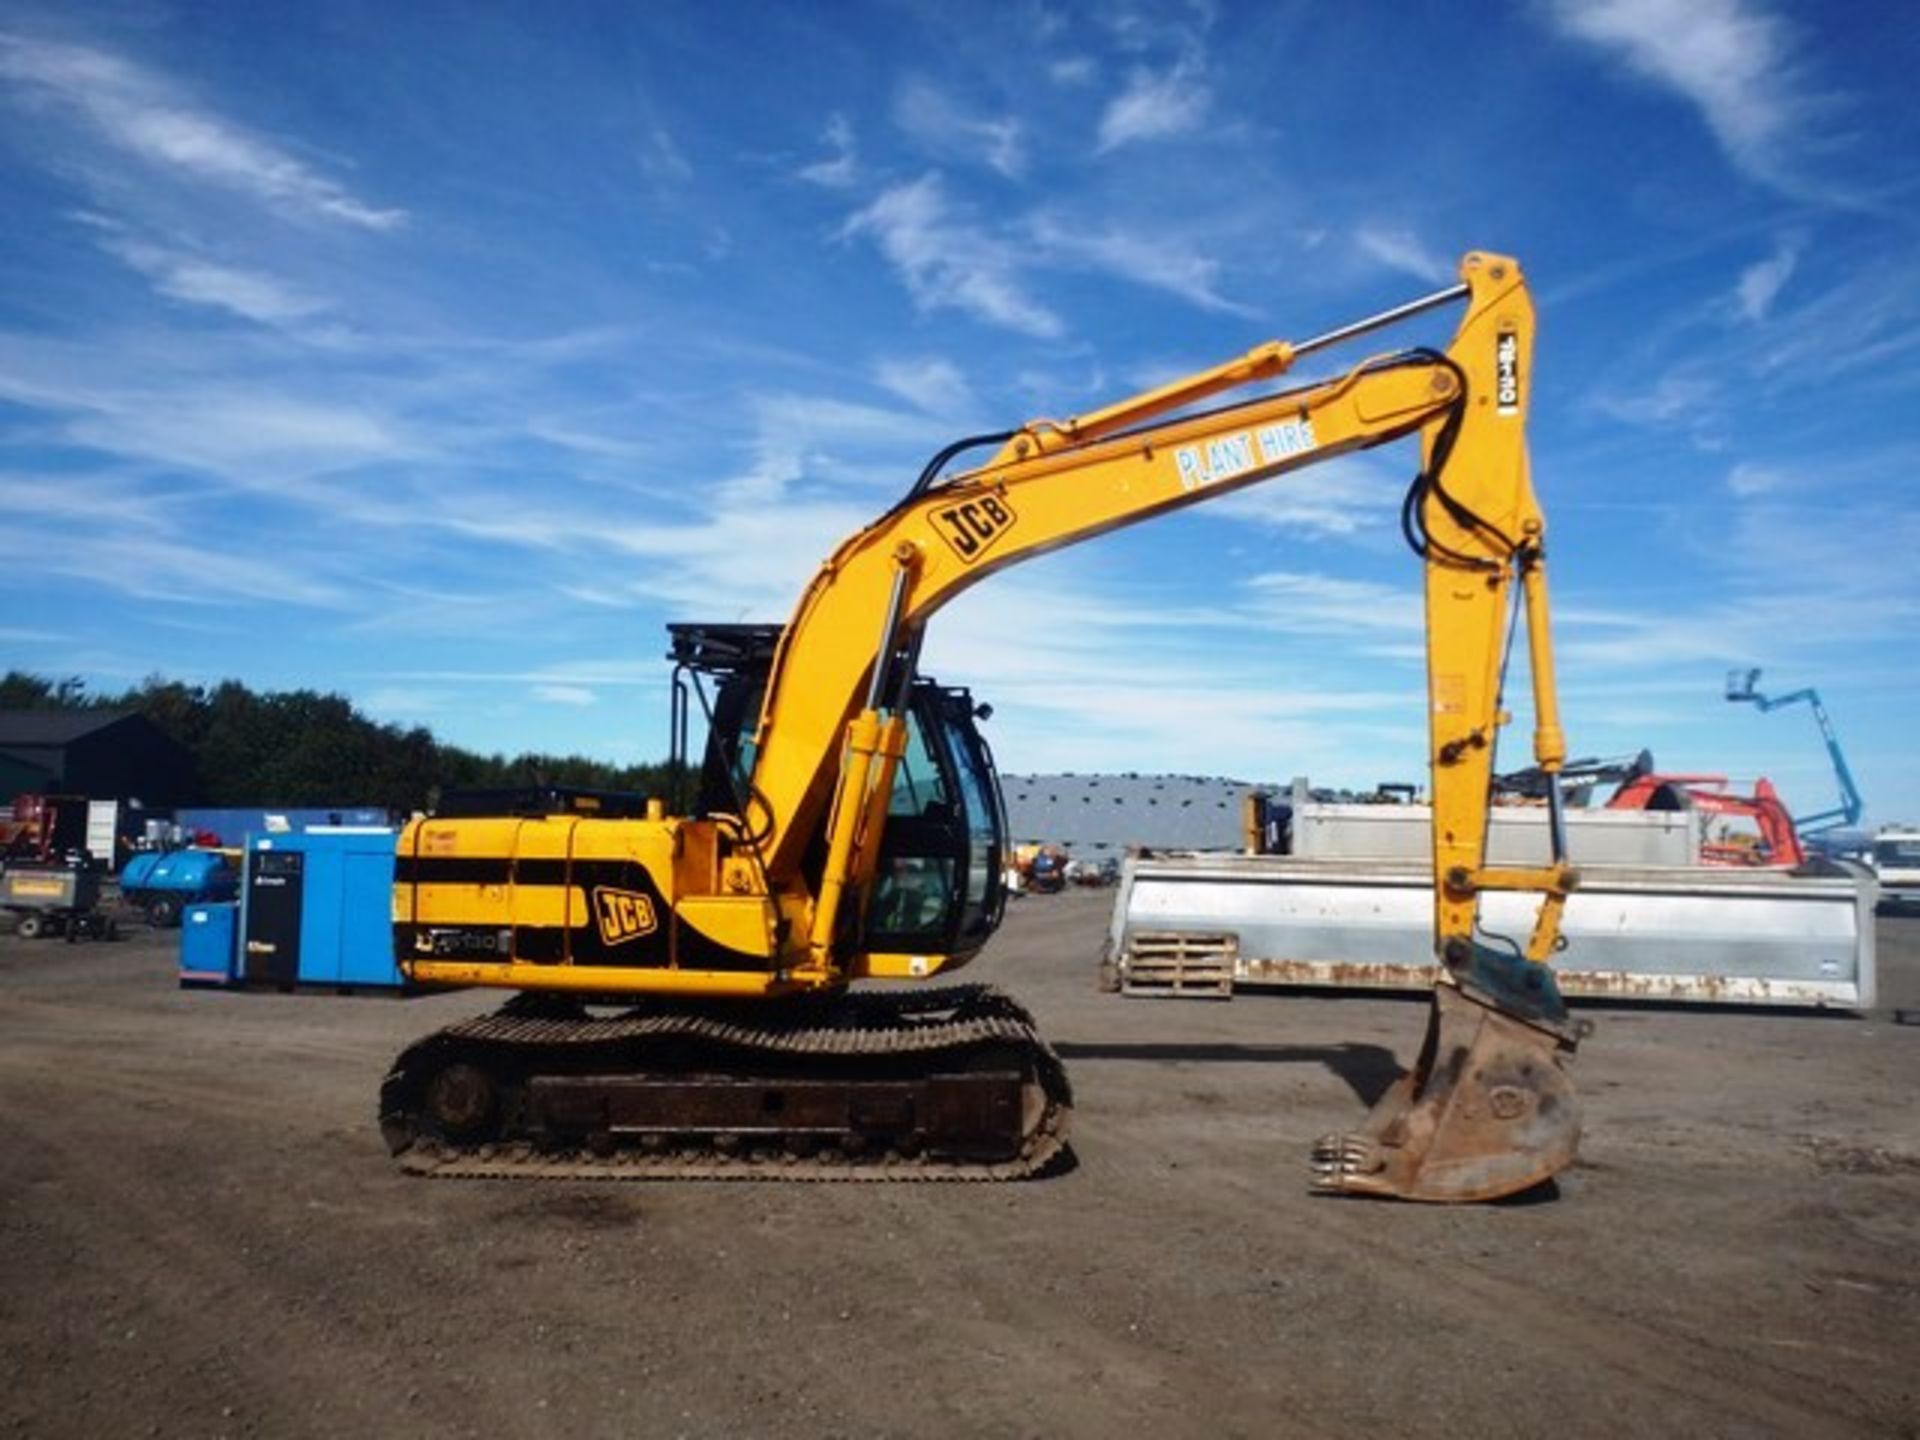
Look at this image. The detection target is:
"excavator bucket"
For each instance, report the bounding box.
[1311,946,1587,1203]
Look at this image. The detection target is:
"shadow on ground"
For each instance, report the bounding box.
[1051,1040,1402,1105]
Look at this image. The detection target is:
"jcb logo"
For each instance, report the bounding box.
[593,886,659,946]
[932,494,1016,563]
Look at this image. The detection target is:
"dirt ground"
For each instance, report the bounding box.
[2,892,1916,1439]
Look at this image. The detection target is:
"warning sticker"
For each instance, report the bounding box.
[1433,674,1467,716]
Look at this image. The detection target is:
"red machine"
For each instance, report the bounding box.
[0,794,90,866]
[1606,773,1804,868]
[1,795,117,940]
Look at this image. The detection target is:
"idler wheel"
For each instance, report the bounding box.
[424,1062,498,1140]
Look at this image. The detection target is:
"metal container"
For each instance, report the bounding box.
[1110,853,1877,1010]
[1291,801,1702,868]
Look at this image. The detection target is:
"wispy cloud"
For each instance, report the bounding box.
[1553,500,1920,681]
[0,32,406,229]
[841,174,1063,338]
[1726,461,1785,496]
[9,525,350,607]
[0,469,177,530]
[1720,499,1920,610]
[359,686,442,719]
[1240,570,1422,637]
[92,228,327,325]
[393,382,958,619]
[1049,57,1097,87]
[1583,251,1920,455]
[70,388,414,481]
[532,683,598,706]
[383,660,669,690]
[639,124,692,182]
[1096,58,1210,152]
[1539,0,1828,194]
[797,113,858,189]
[1562,595,1901,671]
[844,181,1258,334]
[0,283,972,633]
[894,78,1023,179]
[0,319,672,500]
[1748,257,1920,385]
[924,569,1423,777]
[588,498,890,617]
[1354,224,1451,286]
[1732,232,1803,321]
[874,356,975,417]
[1587,368,1724,443]
[1027,214,1252,316]
[1211,454,1408,538]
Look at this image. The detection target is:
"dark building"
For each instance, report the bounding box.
[0,711,197,806]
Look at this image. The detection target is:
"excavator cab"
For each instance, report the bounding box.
[670,623,1008,966]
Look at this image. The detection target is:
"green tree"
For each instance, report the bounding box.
[0,671,676,810]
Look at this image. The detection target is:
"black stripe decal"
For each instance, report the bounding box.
[396,857,511,885]
[396,923,766,973]
[395,858,667,889]
[395,850,769,974]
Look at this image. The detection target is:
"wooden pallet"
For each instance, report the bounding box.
[1121,931,1237,999]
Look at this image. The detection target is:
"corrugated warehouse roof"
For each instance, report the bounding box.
[1001,773,1254,855]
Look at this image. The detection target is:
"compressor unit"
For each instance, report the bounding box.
[179,827,410,992]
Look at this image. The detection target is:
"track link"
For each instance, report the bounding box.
[380,985,1072,1182]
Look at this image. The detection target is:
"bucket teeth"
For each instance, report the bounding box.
[1307,977,1583,1204]
[1308,1133,1386,1194]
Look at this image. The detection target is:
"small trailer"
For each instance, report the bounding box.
[2,864,118,940]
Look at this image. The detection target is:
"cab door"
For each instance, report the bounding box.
[862,685,1005,958]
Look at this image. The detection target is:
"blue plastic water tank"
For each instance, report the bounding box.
[123,849,237,900]
[120,851,162,891]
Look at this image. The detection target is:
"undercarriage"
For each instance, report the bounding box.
[380,984,1071,1181]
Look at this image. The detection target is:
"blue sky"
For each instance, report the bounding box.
[2,0,1917,824]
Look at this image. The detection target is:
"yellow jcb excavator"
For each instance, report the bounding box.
[381,250,1585,1202]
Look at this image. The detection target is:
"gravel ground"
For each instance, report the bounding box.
[2,892,1916,1439]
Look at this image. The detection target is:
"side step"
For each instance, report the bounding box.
[1122,931,1236,999]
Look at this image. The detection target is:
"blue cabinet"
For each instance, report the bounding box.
[179,902,239,986]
